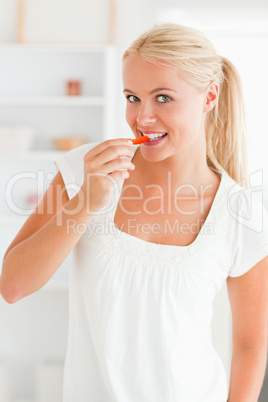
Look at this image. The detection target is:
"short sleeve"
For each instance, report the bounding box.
[54,142,100,200]
[228,188,268,277]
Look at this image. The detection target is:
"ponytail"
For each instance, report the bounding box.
[205,56,249,188]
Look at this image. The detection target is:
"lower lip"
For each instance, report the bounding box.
[143,134,167,146]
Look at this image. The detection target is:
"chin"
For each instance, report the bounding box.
[140,148,169,163]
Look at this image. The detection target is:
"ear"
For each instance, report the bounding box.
[203,81,219,112]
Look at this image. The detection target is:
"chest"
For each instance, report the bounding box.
[113,180,216,247]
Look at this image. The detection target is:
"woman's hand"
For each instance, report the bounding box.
[79,138,135,215]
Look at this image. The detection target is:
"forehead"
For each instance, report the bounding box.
[122,53,186,90]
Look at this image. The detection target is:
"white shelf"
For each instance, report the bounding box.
[0,96,105,106]
[0,214,31,225]
[14,399,34,402]
[0,43,114,52]
[0,150,64,161]
[0,44,116,141]
[0,27,116,402]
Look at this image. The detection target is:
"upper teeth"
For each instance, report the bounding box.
[142,132,166,140]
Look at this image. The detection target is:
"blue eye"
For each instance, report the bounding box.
[126,95,140,103]
[157,95,171,103]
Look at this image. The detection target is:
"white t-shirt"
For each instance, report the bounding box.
[55,142,268,402]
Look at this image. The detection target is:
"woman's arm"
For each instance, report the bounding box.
[226,255,268,401]
[0,138,134,303]
[0,171,90,303]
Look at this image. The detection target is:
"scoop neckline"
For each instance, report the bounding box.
[110,146,226,250]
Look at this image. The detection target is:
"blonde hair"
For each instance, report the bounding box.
[123,23,249,187]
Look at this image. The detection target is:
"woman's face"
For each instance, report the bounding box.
[122,53,212,163]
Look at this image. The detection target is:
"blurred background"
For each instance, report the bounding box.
[0,0,267,401]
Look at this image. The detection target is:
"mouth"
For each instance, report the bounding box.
[139,130,168,142]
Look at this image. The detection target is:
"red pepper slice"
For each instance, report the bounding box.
[128,136,149,144]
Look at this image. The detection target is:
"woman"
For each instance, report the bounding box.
[1,23,268,401]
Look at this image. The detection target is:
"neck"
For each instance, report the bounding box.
[136,141,218,196]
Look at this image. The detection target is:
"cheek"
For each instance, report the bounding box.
[125,106,137,126]
[164,107,183,130]
[167,106,200,142]
[171,104,200,129]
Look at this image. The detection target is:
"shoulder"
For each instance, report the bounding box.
[222,172,265,233]
[55,141,100,177]
[221,171,268,277]
[54,142,101,200]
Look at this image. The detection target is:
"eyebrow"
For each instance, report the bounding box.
[123,87,177,94]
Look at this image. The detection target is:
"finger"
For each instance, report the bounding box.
[109,170,130,183]
[84,138,133,159]
[95,145,135,166]
[87,158,134,174]
[101,158,135,174]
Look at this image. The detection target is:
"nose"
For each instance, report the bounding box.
[136,103,158,126]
